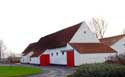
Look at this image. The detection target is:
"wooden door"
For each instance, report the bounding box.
[67,51,74,67]
[40,54,50,66]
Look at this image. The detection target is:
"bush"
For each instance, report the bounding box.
[106,54,125,64]
[72,63,125,77]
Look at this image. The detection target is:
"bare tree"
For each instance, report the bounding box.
[7,52,20,64]
[0,46,1,61]
[90,17,108,38]
[0,40,6,61]
[0,40,3,61]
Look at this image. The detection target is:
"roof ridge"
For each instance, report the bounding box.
[25,22,84,57]
[38,22,83,41]
[100,34,125,40]
[70,43,116,53]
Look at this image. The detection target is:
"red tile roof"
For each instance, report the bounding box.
[38,22,82,49]
[23,22,82,57]
[30,49,44,57]
[70,43,116,53]
[100,34,125,45]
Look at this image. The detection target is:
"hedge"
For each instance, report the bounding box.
[72,63,125,77]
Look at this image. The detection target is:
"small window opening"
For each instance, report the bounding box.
[62,51,65,55]
[51,53,53,56]
[56,52,58,56]
[84,31,86,34]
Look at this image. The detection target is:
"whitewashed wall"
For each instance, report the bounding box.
[111,37,125,54]
[74,49,81,66]
[45,44,73,65]
[30,57,40,64]
[70,22,100,43]
[74,49,116,66]
[20,56,29,63]
[70,47,116,66]
[20,51,34,63]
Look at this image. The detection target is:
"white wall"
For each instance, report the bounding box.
[20,51,34,63]
[47,44,73,65]
[70,22,100,43]
[74,49,81,66]
[30,57,40,64]
[111,37,125,54]
[20,56,30,63]
[74,49,116,66]
[67,45,116,66]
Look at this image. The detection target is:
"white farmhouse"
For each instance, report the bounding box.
[21,21,116,66]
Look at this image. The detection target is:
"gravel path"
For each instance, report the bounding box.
[0,63,75,77]
[24,65,75,77]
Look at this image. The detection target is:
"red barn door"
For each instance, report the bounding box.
[40,54,50,66]
[67,50,74,67]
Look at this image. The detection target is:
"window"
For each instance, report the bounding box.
[51,53,53,56]
[84,31,86,34]
[56,52,58,56]
[62,51,65,55]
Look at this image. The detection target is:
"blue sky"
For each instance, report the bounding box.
[0,0,125,53]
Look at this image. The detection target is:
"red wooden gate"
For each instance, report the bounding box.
[67,50,74,67]
[40,54,50,66]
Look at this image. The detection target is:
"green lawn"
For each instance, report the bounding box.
[0,66,42,77]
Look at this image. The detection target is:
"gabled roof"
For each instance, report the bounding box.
[100,34,125,45]
[70,43,116,53]
[24,22,83,57]
[22,42,37,56]
[38,22,82,49]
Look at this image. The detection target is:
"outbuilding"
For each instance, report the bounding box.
[100,34,125,55]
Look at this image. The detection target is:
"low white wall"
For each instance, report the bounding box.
[20,56,30,63]
[20,51,34,63]
[74,50,81,66]
[47,44,73,65]
[78,52,116,65]
[72,46,116,66]
[30,57,40,64]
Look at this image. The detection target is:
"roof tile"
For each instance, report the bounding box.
[70,43,116,53]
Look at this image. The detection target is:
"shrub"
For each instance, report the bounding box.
[106,54,125,64]
[72,63,125,77]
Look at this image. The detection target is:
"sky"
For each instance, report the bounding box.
[0,0,125,54]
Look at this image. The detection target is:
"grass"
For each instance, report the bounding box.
[0,66,42,77]
[71,63,125,77]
